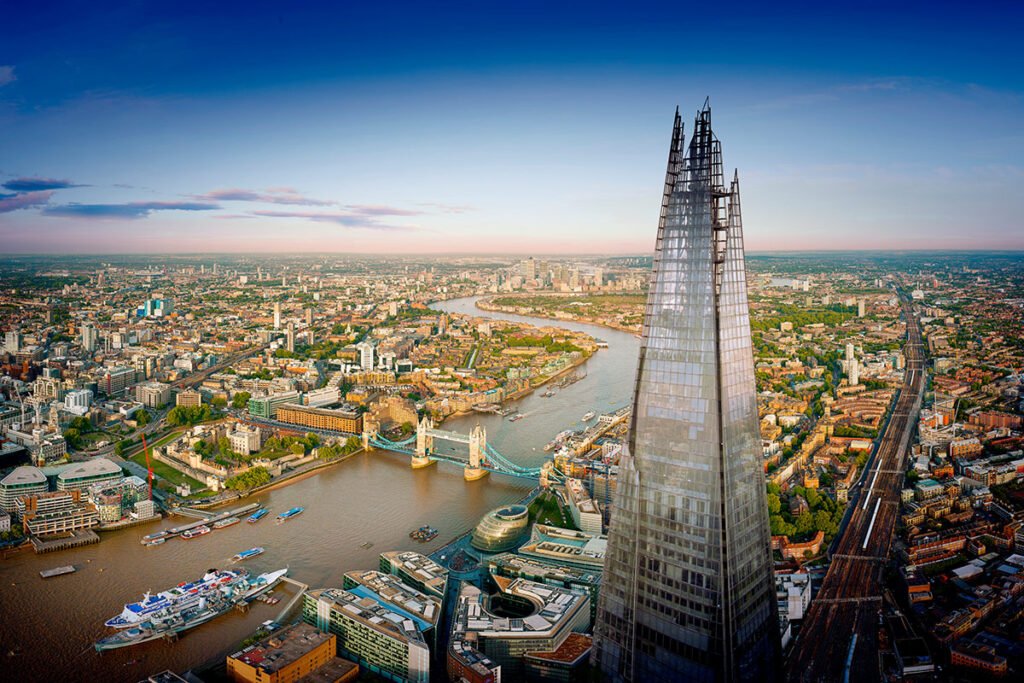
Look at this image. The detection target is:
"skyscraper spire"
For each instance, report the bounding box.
[593,103,780,682]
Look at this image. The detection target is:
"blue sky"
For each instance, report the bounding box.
[1,1,1022,253]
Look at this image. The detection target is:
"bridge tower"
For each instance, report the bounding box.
[464,423,489,481]
[412,415,436,468]
[362,419,377,451]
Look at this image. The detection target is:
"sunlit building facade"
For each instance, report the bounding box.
[593,103,780,681]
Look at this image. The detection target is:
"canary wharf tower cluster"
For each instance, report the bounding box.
[593,103,780,682]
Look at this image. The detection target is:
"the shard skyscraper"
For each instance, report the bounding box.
[593,102,780,682]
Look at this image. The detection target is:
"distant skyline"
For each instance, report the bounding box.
[2,1,1022,254]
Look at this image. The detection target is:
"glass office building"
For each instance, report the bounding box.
[593,103,780,682]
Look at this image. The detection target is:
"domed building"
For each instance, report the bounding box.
[470,504,529,552]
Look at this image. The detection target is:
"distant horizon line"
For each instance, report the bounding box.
[3,248,1024,259]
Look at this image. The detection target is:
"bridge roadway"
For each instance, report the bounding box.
[785,291,925,682]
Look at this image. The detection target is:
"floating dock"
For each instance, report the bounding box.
[40,565,76,578]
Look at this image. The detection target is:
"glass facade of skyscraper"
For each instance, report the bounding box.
[593,103,780,682]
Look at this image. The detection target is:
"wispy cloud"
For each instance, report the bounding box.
[195,187,334,206]
[0,66,14,87]
[250,209,415,231]
[3,177,84,192]
[416,202,475,214]
[43,201,219,219]
[345,204,425,216]
[0,190,54,213]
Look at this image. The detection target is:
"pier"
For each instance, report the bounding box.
[31,530,100,554]
[274,576,309,623]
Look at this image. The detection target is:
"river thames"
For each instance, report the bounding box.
[0,296,639,682]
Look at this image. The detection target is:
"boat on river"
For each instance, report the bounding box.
[140,530,168,545]
[103,568,245,628]
[181,525,210,539]
[276,507,304,523]
[213,517,240,530]
[231,547,264,562]
[247,508,268,523]
[95,569,287,650]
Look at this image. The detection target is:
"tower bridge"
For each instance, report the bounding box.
[364,416,559,483]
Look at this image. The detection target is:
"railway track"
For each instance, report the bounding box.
[785,290,925,682]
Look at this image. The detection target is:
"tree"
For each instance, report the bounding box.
[135,409,151,426]
[770,515,795,537]
[795,511,815,536]
[231,391,251,409]
[211,396,228,409]
[224,466,271,491]
[814,509,838,537]
[63,428,82,449]
[115,439,131,456]
[290,442,306,455]
[767,493,782,515]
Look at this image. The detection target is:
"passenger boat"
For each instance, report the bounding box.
[247,508,269,523]
[143,537,165,547]
[213,517,240,530]
[231,547,265,563]
[181,525,211,539]
[103,568,245,628]
[275,507,304,523]
[508,413,524,422]
[140,530,168,545]
[581,411,596,422]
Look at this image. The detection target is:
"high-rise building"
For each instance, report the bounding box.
[80,323,98,352]
[593,103,780,682]
[286,323,295,353]
[273,302,281,330]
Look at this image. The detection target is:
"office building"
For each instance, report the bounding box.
[342,570,442,648]
[248,391,301,419]
[488,553,602,622]
[448,578,590,680]
[135,381,172,408]
[0,466,48,514]
[378,551,448,601]
[101,366,137,396]
[274,302,282,330]
[564,478,603,534]
[593,104,780,681]
[56,458,123,493]
[303,587,430,683]
[519,525,607,572]
[176,388,202,407]
[226,622,358,683]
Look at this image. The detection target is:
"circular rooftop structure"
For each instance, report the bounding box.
[471,504,529,553]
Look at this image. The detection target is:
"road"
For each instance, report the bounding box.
[785,290,925,682]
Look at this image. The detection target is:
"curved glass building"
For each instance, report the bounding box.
[593,103,780,682]
[470,504,529,552]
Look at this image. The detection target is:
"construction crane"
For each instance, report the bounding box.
[141,433,154,500]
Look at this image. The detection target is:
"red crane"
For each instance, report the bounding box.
[141,433,154,500]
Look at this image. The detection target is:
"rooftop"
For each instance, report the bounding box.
[56,458,121,481]
[306,587,427,645]
[343,570,441,628]
[0,465,46,486]
[230,623,334,674]
[525,632,593,664]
